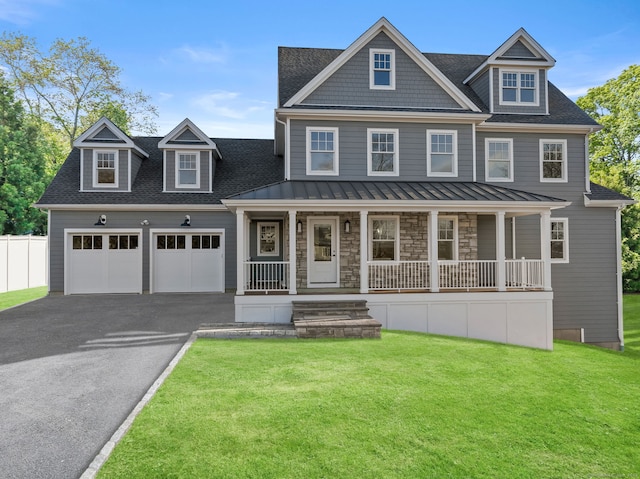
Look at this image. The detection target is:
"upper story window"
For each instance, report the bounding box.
[370,49,395,90]
[500,70,538,105]
[307,128,339,175]
[485,138,513,182]
[540,139,567,182]
[427,130,458,177]
[438,216,458,261]
[368,128,399,176]
[93,150,118,187]
[551,218,569,263]
[176,151,199,188]
[369,216,399,261]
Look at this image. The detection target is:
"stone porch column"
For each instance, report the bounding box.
[540,211,552,291]
[288,210,297,295]
[496,211,506,291]
[360,210,368,294]
[236,209,245,295]
[428,211,439,292]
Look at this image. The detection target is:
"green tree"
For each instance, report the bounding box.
[578,65,640,290]
[0,33,157,156]
[0,73,48,234]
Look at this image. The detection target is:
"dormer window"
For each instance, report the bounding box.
[93,150,118,187]
[176,152,199,188]
[500,69,538,105]
[370,49,395,90]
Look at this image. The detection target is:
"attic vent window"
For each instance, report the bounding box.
[370,49,395,90]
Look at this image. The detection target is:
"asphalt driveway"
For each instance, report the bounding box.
[0,293,234,479]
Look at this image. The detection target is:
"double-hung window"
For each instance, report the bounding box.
[427,130,457,177]
[368,128,399,176]
[370,49,395,89]
[307,128,339,175]
[550,218,569,263]
[94,150,117,187]
[438,217,458,261]
[176,151,199,187]
[257,222,279,257]
[485,138,513,182]
[540,139,567,182]
[501,70,537,105]
[370,217,399,261]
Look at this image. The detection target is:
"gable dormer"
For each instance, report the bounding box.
[74,117,149,192]
[158,119,221,193]
[464,28,556,115]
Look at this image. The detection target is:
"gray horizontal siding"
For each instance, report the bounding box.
[49,209,236,293]
[492,67,547,115]
[289,119,474,181]
[302,32,461,110]
[469,70,490,109]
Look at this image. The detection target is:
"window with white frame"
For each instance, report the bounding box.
[368,129,399,176]
[307,128,339,175]
[176,151,199,187]
[438,216,458,261]
[501,70,538,105]
[370,49,395,89]
[370,217,399,261]
[550,218,569,263]
[427,130,458,177]
[94,150,117,186]
[540,140,567,182]
[485,138,513,182]
[257,222,279,256]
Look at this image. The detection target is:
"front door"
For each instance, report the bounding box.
[308,217,339,286]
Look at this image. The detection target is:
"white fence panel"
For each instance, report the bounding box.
[0,235,48,293]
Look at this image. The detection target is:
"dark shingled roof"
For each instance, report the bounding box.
[586,182,635,203]
[228,180,566,203]
[37,138,283,206]
[277,47,599,126]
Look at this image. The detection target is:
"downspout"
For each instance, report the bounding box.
[472,123,477,182]
[275,115,290,180]
[616,205,624,351]
[585,130,593,194]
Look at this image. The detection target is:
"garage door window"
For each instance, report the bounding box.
[157,235,186,250]
[72,235,103,250]
[109,235,139,250]
[192,234,221,249]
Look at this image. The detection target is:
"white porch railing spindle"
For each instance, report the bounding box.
[243,261,290,292]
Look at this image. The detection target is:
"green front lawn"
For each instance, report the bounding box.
[99,305,640,479]
[0,286,47,311]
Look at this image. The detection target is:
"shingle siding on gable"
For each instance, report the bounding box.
[94,126,120,139]
[301,32,461,110]
[501,40,537,58]
[492,67,547,114]
[469,69,490,109]
[81,149,130,191]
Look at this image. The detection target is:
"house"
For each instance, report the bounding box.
[36,18,633,350]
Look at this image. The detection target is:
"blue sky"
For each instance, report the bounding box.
[1,0,639,138]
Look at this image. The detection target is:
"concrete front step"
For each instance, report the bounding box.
[197,323,297,339]
[294,318,381,339]
[291,300,371,321]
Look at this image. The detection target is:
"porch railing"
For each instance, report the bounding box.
[244,261,290,292]
[505,259,544,289]
[438,260,497,289]
[368,261,430,290]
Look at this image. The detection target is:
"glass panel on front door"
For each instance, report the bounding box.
[314,224,332,262]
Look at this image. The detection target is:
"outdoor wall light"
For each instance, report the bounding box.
[181,215,191,227]
[344,219,351,234]
[140,219,149,226]
[297,220,302,234]
[94,214,107,226]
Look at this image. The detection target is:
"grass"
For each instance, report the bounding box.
[623,294,640,356]
[0,286,47,311]
[99,303,640,479]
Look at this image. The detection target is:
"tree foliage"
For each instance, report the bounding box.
[0,33,158,155]
[0,73,48,234]
[579,65,640,291]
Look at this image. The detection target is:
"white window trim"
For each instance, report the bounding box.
[367,128,399,177]
[175,150,200,189]
[369,48,395,90]
[539,139,568,183]
[550,218,569,264]
[485,138,514,182]
[92,149,119,188]
[499,68,540,107]
[257,221,279,257]
[368,215,400,262]
[438,215,459,261]
[306,127,339,176]
[427,129,458,177]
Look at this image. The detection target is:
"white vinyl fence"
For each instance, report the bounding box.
[0,235,48,293]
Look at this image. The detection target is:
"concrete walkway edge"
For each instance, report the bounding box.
[80,333,198,479]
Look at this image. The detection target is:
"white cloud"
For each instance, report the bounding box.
[192,90,269,120]
[172,44,228,64]
[156,92,174,102]
[0,0,59,25]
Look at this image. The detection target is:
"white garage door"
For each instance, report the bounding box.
[66,232,142,294]
[152,231,224,293]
